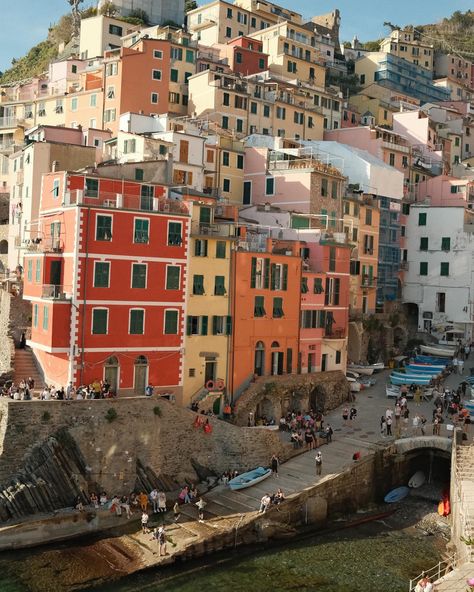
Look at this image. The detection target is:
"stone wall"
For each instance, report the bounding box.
[233,371,351,426]
[0,398,294,520]
[0,290,14,380]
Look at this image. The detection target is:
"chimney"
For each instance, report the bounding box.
[52,160,59,172]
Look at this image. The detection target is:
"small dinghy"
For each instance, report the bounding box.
[408,471,426,488]
[384,486,410,503]
[228,467,272,490]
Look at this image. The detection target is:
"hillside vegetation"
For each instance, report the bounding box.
[417,10,474,59]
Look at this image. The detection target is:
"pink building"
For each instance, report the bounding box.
[414,175,473,207]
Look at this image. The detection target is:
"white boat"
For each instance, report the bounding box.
[386,385,401,398]
[408,471,426,489]
[347,364,374,376]
[346,376,361,392]
[419,344,455,358]
[346,370,361,380]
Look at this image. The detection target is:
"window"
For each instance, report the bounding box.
[258,58,265,69]
[236,52,243,64]
[96,215,112,241]
[301,277,309,293]
[187,316,199,335]
[124,139,136,154]
[236,119,243,133]
[33,304,38,328]
[294,112,304,125]
[193,274,205,295]
[273,297,284,318]
[135,168,144,181]
[227,7,232,18]
[164,310,178,334]
[436,292,446,313]
[109,24,123,36]
[223,151,230,166]
[314,278,323,294]
[440,262,449,276]
[331,181,338,200]
[105,62,118,76]
[71,98,78,111]
[170,68,179,82]
[335,350,341,364]
[94,262,110,287]
[266,177,275,195]
[226,27,232,38]
[85,178,99,197]
[104,109,116,123]
[420,237,428,251]
[129,309,144,335]
[263,105,270,117]
[134,218,149,244]
[185,50,194,63]
[212,316,232,335]
[92,309,108,334]
[42,306,49,331]
[52,179,60,198]
[214,275,226,295]
[222,116,229,129]
[441,237,450,251]
[223,178,231,192]
[237,154,244,169]
[276,106,286,120]
[254,296,266,317]
[195,239,208,257]
[329,247,336,272]
[90,94,97,107]
[419,262,428,276]
[418,212,427,226]
[35,259,41,283]
[168,222,182,246]
[251,17,256,27]
[171,47,183,60]
[166,266,180,290]
[154,49,163,59]
[365,209,372,225]
[131,263,147,288]
[321,178,328,197]
[152,69,162,80]
[389,153,395,166]
[223,92,230,106]
[216,241,226,259]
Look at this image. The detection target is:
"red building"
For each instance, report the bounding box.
[225,37,268,76]
[22,171,190,397]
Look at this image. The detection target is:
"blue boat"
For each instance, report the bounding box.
[384,486,410,503]
[228,467,272,490]
[414,356,448,365]
[405,365,444,375]
[390,373,432,386]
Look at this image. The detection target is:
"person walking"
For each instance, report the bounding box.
[173,501,180,522]
[342,407,349,425]
[195,497,206,522]
[315,451,323,476]
[149,488,159,513]
[270,454,279,477]
[349,407,357,421]
[380,416,387,437]
[141,510,149,534]
[386,416,393,437]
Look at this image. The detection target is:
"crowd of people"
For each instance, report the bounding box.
[278,410,334,450]
[1,378,118,401]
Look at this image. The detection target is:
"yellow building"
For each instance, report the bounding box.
[188,69,325,140]
[343,192,380,316]
[203,136,245,204]
[380,28,434,72]
[182,201,237,409]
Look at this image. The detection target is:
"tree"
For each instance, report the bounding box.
[99,1,118,17]
[67,0,84,38]
[185,0,198,12]
[128,8,150,25]
[383,21,401,32]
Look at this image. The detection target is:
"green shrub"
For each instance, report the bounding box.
[105,408,118,423]
[41,411,51,422]
[153,405,162,417]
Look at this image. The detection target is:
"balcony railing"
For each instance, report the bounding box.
[324,328,346,339]
[25,238,64,253]
[361,276,377,288]
[0,118,18,129]
[191,221,236,237]
[41,285,72,299]
[63,190,189,215]
[400,261,409,270]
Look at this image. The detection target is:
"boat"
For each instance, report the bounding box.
[346,370,361,380]
[419,344,455,358]
[228,467,272,490]
[390,373,432,386]
[386,385,402,398]
[407,363,446,372]
[408,471,426,488]
[346,376,362,392]
[405,365,443,375]
[384,486,410,503]
[347,365,374,376]
[414,355,449,365]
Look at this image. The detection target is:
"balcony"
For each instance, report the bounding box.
[400,261,409,270]
[324,328,346,339]
[361,275,377,288]
[191,221,236,238]
[41,285,72,300]
[64,190,190,215]
[0,117,18,129]
[24,238,64,253]
[0,141,21,154]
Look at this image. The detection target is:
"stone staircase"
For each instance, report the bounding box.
[13,348,44,390]
[456,444,474,562]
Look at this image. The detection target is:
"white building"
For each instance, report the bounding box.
[97,0,184,27]
[403,204,474,340]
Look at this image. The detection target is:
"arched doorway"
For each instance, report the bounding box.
[134,355,148,395]
[271,341,283,375]
[0,240,8,254]
[104,356,119,393]
[254,341,265,376]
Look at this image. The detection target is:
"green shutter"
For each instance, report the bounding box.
[226,316,232,335]
[132,264,146,288]
[419,262,428,276]
[271,263,277,290]
[166,266,180,290]
[212,316,219,335]
[165,310,178,334]
[216,241,226,258]
[92,309,108,334]
[201,316,208,335]
[186,315,193,335]
[440,262,449,276]
[199,206,211,224]
[420,237,428,251]
[282,264,288,290]
[250,257,257,288]
[134,218,149,243]
[314,278,323,294]
[334,278,340,305]
[319,310,326,328]
[214,275,225,295]
[264,258,270,289]
[130,309,144,334]
[418,212,427,226]
[193,275,204,295]
[441,237,450,251]
[291,216,310,229]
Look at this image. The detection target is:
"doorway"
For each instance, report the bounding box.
[254,341,265,376]
[271,351,284,375]
[134,355,148,395]
[204,358,217,385]
[308,352,316,373]
[50,260,62,285]
[104,356,119,393]
[321,354,328,372]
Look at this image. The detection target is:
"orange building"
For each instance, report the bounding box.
[22,170,190,396]
[229,234,302,398]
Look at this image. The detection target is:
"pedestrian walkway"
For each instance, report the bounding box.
[433,562,474,591]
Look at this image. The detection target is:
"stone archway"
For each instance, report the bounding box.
[256,396,277,421]
[309,385,326,413]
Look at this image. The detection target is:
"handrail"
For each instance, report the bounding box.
[408,554,456,591]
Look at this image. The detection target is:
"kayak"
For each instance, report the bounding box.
[228,467,272,491]
[408,471,426,488]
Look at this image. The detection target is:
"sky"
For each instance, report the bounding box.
[1,0,473,72]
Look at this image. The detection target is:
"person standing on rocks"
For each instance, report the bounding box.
[149,488,159,513]
[270,454,279,477]
[195,497,206,522]
[315,451,322,476]
[158,526,167,556]
[141,510,149,534]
